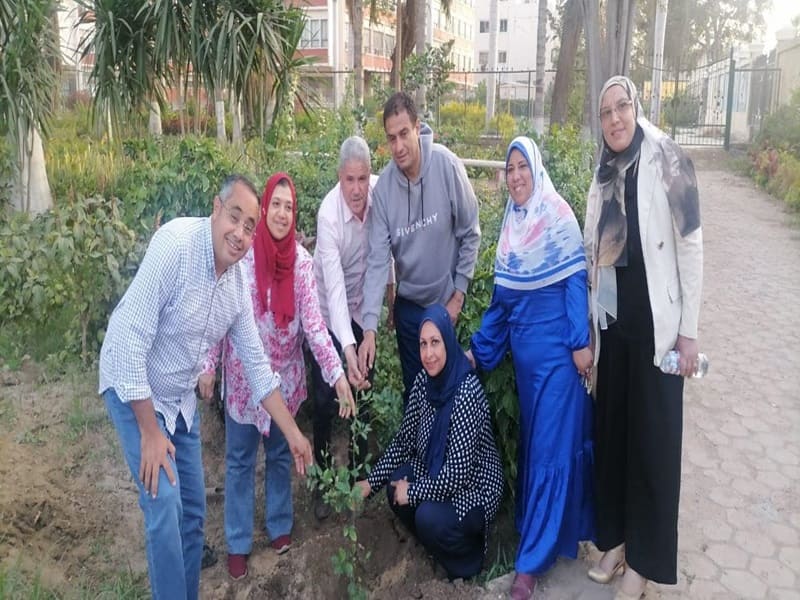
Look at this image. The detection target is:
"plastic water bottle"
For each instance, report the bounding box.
[659,351,709,378]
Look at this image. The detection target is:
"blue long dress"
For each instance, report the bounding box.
[471,269,595,575]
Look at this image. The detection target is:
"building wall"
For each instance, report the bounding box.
[776,37,800,106]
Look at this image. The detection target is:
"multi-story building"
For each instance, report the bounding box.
[473,0,554,102]
[293,0,478,108]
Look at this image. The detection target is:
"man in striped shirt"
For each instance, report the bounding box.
[99,174,312,599]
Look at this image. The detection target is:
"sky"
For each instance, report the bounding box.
[762,0,800,51]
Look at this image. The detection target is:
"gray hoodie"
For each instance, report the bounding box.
[362,123,481,332]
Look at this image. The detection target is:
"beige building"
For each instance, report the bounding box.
[775,26,800,106]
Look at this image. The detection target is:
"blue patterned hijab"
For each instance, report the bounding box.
[419,304,472,477]
[494,136,585,290]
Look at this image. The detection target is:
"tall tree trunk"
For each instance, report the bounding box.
[215,88,227,144]
[605,0,635,77]
[533,0,548,134]
[486,0,498,125]
[350,0,364,106]
[390,0,415,87]
[415,0,427,113]
[649,0,669,125]
[149,100,163,136]
[582,0,603,143]
[550,0,583,126]
[11,125,52,214]
[231,93,243,147]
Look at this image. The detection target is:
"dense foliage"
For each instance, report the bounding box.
[0,106,594,500]
[749,89,800,211]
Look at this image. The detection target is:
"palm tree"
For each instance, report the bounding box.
[1,0,59,213]
[204,0,309,146]
[79,0,307,143]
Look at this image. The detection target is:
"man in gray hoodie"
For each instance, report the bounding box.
[358,91,481,403]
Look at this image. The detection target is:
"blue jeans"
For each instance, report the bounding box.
[103,388,204,600]
[394,296,426,408]
[224,411,292,554]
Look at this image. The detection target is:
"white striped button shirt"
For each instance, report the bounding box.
[99,217,281,434]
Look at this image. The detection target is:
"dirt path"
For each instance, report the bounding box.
[1,149,798,599]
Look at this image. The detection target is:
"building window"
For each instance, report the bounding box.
[300,19,328,49]
[498,51,507,63]
[499,19,507,32]
[479,20,489,33]
[479,51,489,66]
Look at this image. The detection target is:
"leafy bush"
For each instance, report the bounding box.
[749,88,800,210]
[439,102,485,144]
[755,88,800,154]
[490,113,516,140]
[541,124,595,225]
[0,197,139,366]
[663,91,701,129]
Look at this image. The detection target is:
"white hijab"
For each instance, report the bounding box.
[494,136,585,291]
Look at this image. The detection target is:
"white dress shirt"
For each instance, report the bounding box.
[99,217,281,434]
[313,175,393,349]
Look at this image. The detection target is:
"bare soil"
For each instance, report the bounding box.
[0,361,507,599]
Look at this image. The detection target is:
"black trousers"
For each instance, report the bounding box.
[387,464,486,580]
[309,320,371,469]
[594,327,684,584]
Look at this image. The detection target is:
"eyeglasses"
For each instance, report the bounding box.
[219,198,256,238]
[599,99,634,122]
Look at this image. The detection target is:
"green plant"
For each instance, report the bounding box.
[401,40,456,122]
[0,196,139,366]
[66,394,107,441]
[663,90,701,129]
[439,102,486,145]
[306,403,373,599]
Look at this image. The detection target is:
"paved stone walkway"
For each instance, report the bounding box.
[481,149,800,599]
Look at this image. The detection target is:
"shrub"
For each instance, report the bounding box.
[0,197,139,366]
[490,113,516,140]
[439,102,485,144]
[755,88,800,154]
[749,88,800,210]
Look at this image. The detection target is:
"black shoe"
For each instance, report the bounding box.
[201,542,218,569]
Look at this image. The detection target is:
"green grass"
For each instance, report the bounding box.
[0,396,17,430]
[65,394,107,442]
[0,564,149,600]
[479,544,515,583]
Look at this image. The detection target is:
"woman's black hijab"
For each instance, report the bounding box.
[419,304,473,477]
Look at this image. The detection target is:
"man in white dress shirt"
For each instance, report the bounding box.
[310,137,394,519]
[99,175,312,598]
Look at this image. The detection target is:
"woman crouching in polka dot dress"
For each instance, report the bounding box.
[356,303,504,580]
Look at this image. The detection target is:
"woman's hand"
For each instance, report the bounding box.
[390,477,409,506]
[675,335,699,377]
[572,346,593,378]
[355,479,371,499]
[334,375,356,419]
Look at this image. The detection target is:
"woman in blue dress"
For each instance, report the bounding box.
[467,136,595,600]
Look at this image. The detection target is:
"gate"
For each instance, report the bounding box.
[637,50,781,149]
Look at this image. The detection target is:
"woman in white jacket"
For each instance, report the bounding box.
[583,75,703,600]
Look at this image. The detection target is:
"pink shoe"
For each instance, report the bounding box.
[270,534,291,555]
[510,572,537,600]
[227,553,248,580]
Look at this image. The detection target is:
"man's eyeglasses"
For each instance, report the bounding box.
[219,198,256,238]
[599,99,634,122]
